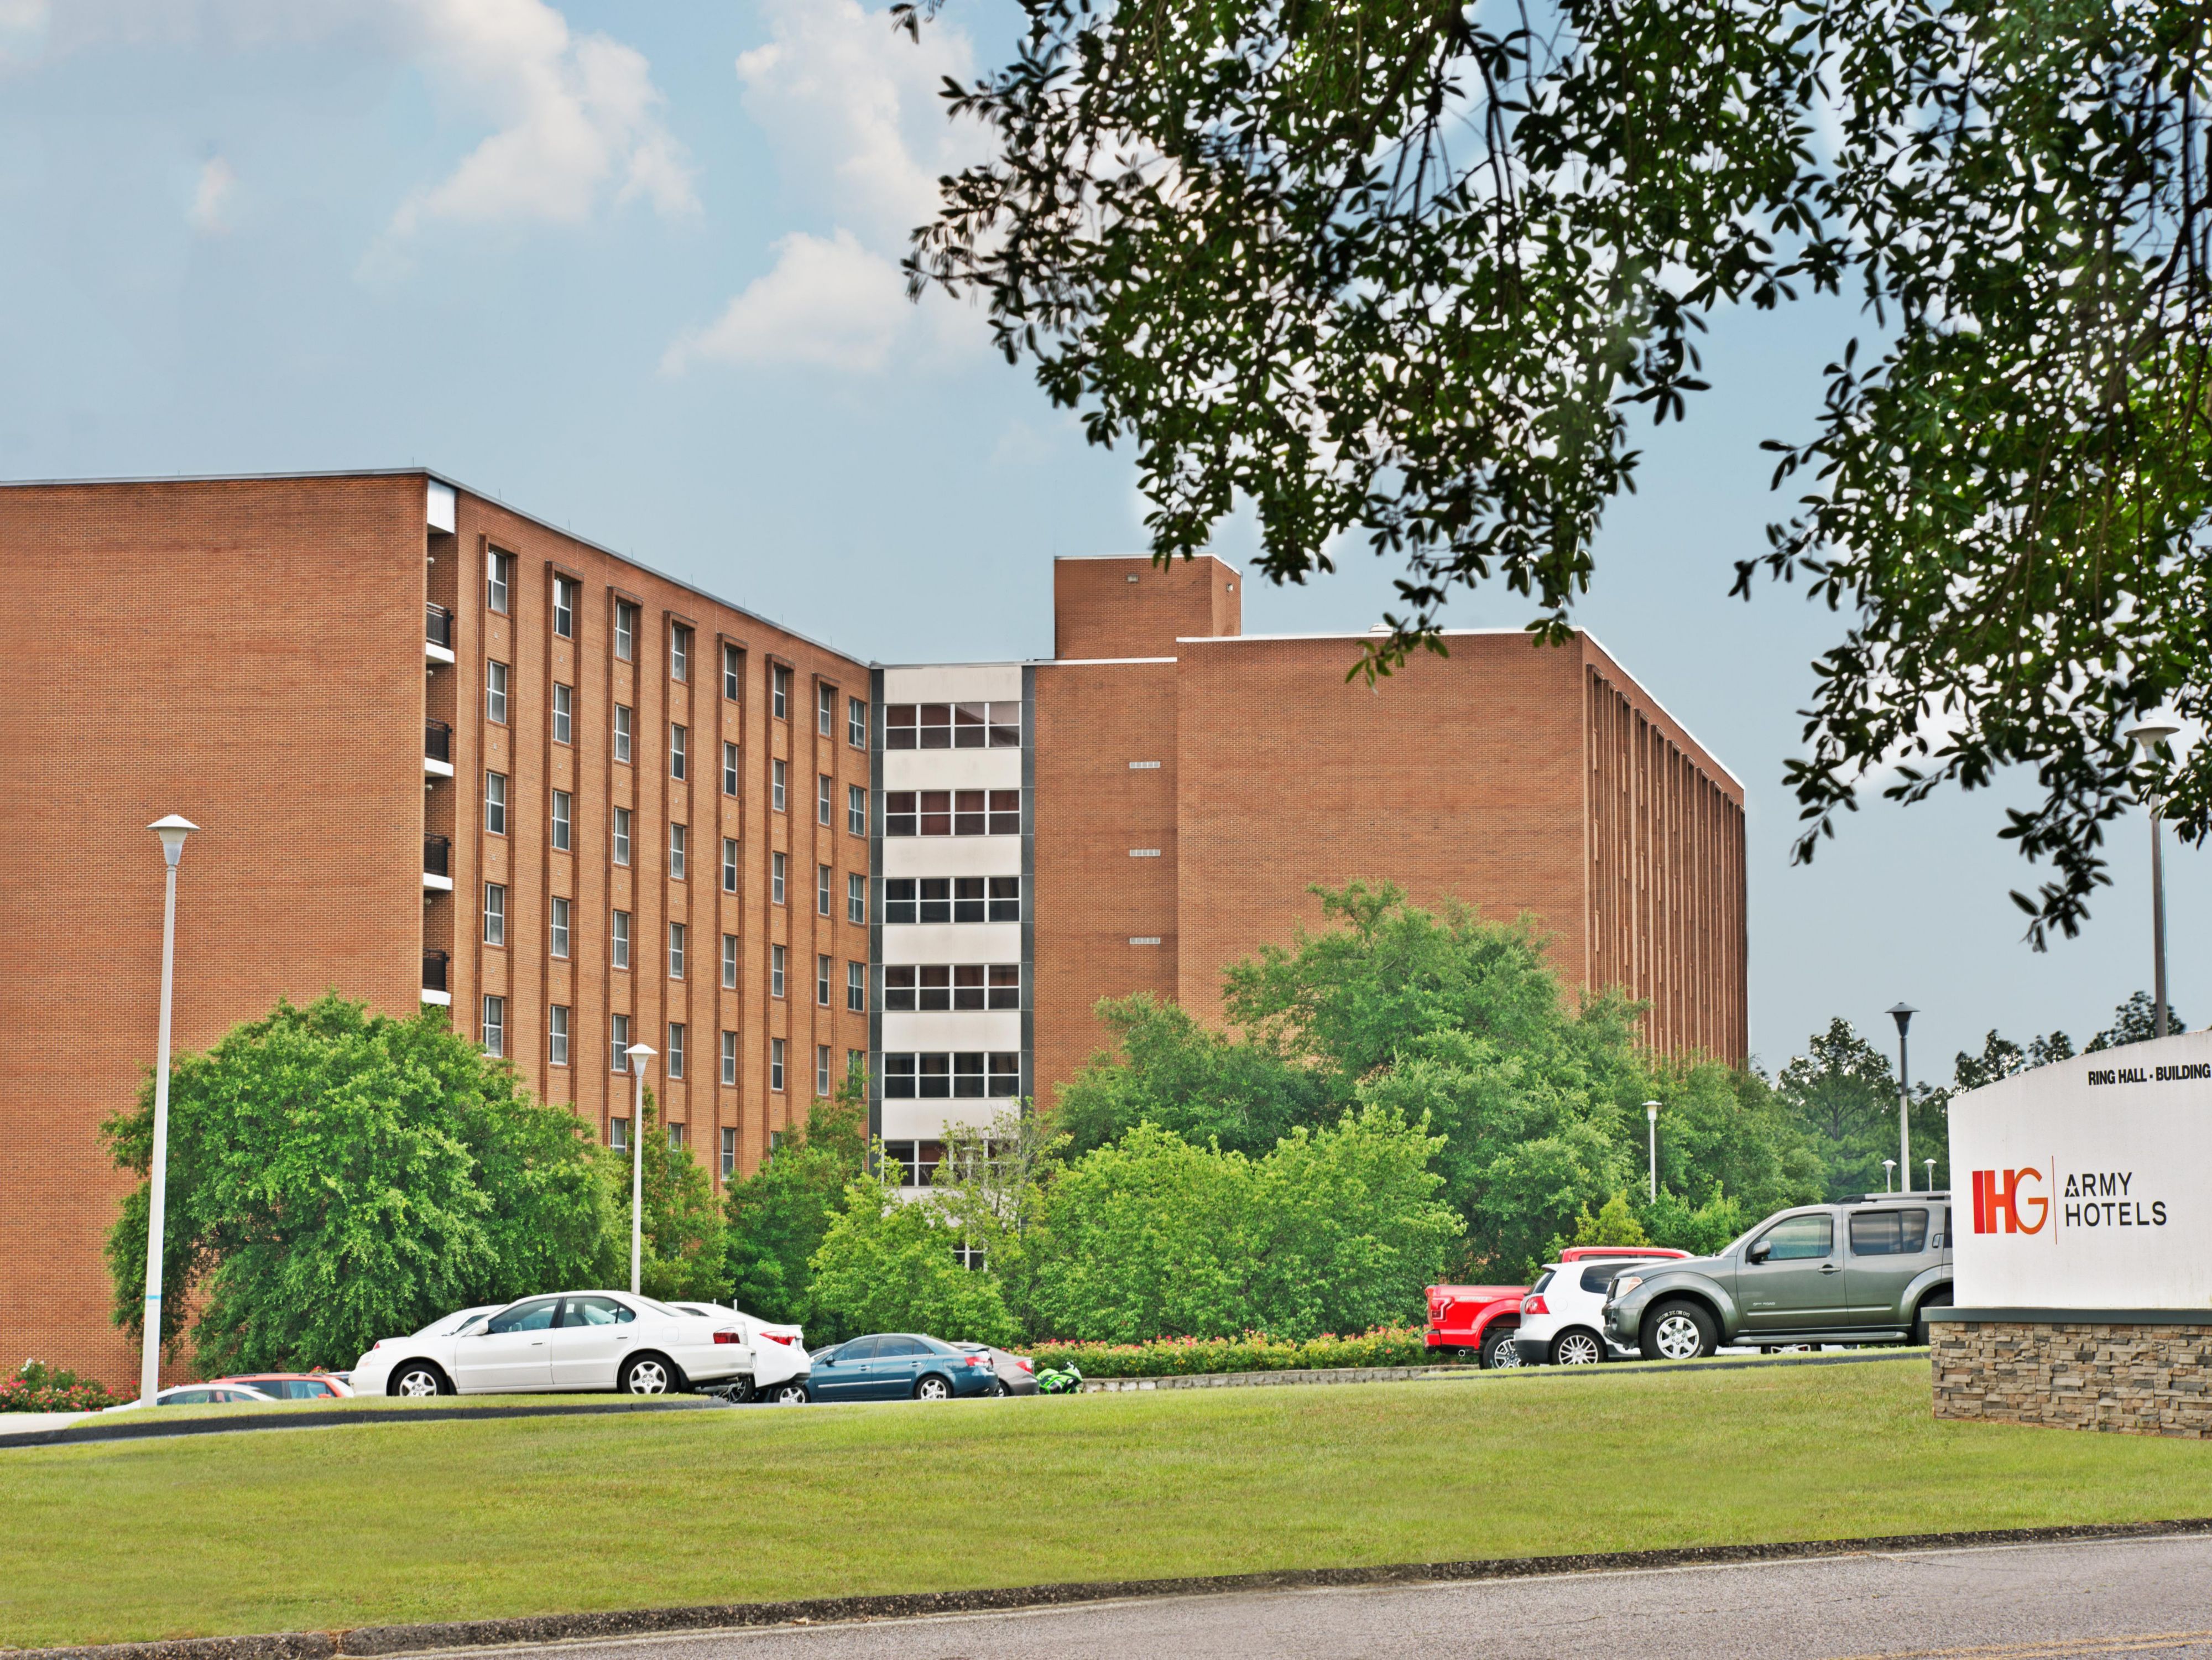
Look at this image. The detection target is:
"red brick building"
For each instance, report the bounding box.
[1,475,1743,1383]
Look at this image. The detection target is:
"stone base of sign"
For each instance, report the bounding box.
[1930,1312,2212,1437]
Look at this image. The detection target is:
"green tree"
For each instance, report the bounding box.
[722,1078,869,1327]
[1953,1028,2078,1092]
[805,1167,1020,1347]
[927,1104,1070,1337]
[2088,991,2188,1052]
[102,994,618,1375]
[1558,1191,1651,1252]
[1772,1019,1947,1200]
[904,0,2212,941]
[629,1089,728,1303]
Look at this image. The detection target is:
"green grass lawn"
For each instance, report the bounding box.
[5,1357,2209,1649]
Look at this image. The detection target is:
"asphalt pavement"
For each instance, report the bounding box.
[395,1534,2212,1660]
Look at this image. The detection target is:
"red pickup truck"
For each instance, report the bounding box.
[1428,1248,1692,1368]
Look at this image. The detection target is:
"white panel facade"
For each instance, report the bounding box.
[881,1011,1024,1051]
[882,922,1021,962]
[883,1100,1002,1139]
[881,836,1022,878]
[883,748,1024,791]
[881,663,1024,702]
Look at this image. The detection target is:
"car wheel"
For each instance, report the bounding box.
[1642,1300,1718,1362]
[991,1378,1010,1397]
[389,1362,446,1398]
[618,1354,677,1395]
[1480,1326,1522,1370]
[769,1382,810,1405]
[914,1374,953,1401]
[1912,1288,1953,1347]
[1552,1329,1605,1366]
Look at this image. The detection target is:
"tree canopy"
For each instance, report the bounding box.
[904,0,2212,943]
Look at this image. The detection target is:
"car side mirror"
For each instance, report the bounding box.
[1746,1242,1770,1264]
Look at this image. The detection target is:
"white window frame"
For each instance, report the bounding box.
[721,1031,738,1088]
[669,821,687,881]
[613,806,632,867]
[771,664,790,720]
[816,1043,831,1097]
[722,642,741,700]
[614,704,633,765]
[816,863,832,917]
[721,1124,737,1176]
[550,789,571,852]
[847,872,865,925]
[723,740,739,797]
[610,1012,630,1074]
[721,933,738,990]
[612,909,632,970]
[553,682,572,745]
[847,960,865,1013]
[770,944,786,999]
[771,758,786,813]
[549,1003,570,1066]
[770,1037,786,1092]
[486,659,509,725]
[550,895,571,959]
[483,883,506,946]
[848,784,865,836]
[817,773,832,826]
[667,1022,685,1080]
[481,995,505,1056]
[487,549,512,614]
[554,576,576,639]
[670,724,687,782]
[815,953,831,1007]
[771,851,786,906]
[614,600,637,662]
[817,682,834,736]
[848,695,867,748]
[669,921,686,979]
[484,771,507,836]
[722,837,738,893]
[670,625,690,683]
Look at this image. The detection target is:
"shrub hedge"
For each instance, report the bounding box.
[1027,1325,1461,1378]
[2,1360,122,1413]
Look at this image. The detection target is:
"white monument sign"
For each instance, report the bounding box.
[1949,1027,2212,1312]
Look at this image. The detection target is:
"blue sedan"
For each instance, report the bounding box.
[806,1334,999,1401]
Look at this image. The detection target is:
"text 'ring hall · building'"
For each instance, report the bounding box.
[0,471,1747,1382]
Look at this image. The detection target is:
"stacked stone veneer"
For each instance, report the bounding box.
[1931,1320,2212,1437]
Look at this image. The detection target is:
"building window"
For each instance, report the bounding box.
[817,683,835,736]
[486,660,509,724]
[815,1044,831,1097]
[667,1023,685,1080]
[771,759,786,813]
[553,683,572,745]
[483,883,506,946]
[721,1030,738,1088]
[550,896,571,959]
[723,741,739,797]
[884,876,1020,924]
[549,1003,570,1066]
[670,724,687,782]
[816,773,832,827]
[614,600,638,662]
[722,642,741,700]
[668,1120,686,1151]
[848,696,867,748]
[614,704,633,765]
[721,1125,737,1177]
[883,790,1020,837]
[816,953,832,1007]
[771,664,791,720]
[847,784,865,836]
[847,960,865,1012]
[487,549,513,614]
[613,806,632,866]
[770,944,786,999]
[670,625,691,683]
[669,821,687,880]
[610,1115,628,1152]
[884,702,1020,750]
[554,576,576,638]
[550,789,572,851]
[770,1037,786,1092]
[669,922,686,979]
[816,864,832,918]
[612,909,631,970]
[722,837,738,893]
[883,965,1021,1012]
[847,872,865,925]
[848,1048,865,1081]
[771,852,786,905]
[481,995,505,1056]
[611,1012,630,1074]
[880,1052,1020,1099]
[721,933,738,989]
[485,771,508,836]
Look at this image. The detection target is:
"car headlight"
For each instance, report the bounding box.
[1611,1276,1644,1298]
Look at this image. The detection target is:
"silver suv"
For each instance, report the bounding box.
[1601,1196,1953,1360]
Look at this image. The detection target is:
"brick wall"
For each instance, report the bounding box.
[1931,1319,2212,1437]
[1052,555,1240,661]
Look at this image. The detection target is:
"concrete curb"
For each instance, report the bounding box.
[0,1397,731,1453]
[12,1518,2211,1659]
[1078,1347,1927,1391]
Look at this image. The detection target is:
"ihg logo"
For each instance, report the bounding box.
[1970,1168,2048,1235]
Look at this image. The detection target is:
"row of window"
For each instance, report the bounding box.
[489,893,864,1005]
[884,702,1021,750]
[487,762,864,845]
[883,876,1021,925]
[882,964,1021,1012]
[881,1052,1024,1098]
[884,790,1021,837]
[484,559,869,746]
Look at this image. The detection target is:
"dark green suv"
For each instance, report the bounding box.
[1601,1197,1953,1360]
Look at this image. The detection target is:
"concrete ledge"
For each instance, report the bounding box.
[16,1518,2212,1660]
[1933,1308,2212,1326]
[1081,1349,1924,1392]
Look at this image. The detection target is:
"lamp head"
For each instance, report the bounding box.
[1887,1001,1916,1037]
[149,815,199,867]
[2126,714,2182,753]
[625,1042,656,1075]
[1644,1100,1660,1122]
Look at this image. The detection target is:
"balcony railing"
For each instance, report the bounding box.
[424,835,451,877]
[426,603,453,651]
[422,950,450,993]
[425,720,452,764]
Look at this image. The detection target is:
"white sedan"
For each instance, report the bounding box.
[349,1291,751,1397]
[670,1303,811,1403]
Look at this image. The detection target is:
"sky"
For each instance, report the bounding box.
[2,0,2200,1083]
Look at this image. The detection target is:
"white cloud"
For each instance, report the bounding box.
[667,0,987,378]
[663,230,910,374]
[189,155,236,233]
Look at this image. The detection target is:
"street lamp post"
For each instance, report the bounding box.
[1883,1158,1897,1194]
[1643,1101,1660,1201]
[1926,1158,1938,1193]
[140,815,197,1404]
[1888,1003,1917,1190]
[625,1043,656,1295]
[2126,716,2182,1039]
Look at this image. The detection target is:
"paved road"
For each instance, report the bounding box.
[421,1535,2212,1660]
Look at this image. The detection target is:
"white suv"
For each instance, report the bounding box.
[1513,1248,1692,1366]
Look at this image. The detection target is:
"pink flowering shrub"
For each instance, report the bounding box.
[1,1359,123,1412]
[1026,1325,1449,1378]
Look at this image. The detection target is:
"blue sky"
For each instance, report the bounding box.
[3,0,2199,1082]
